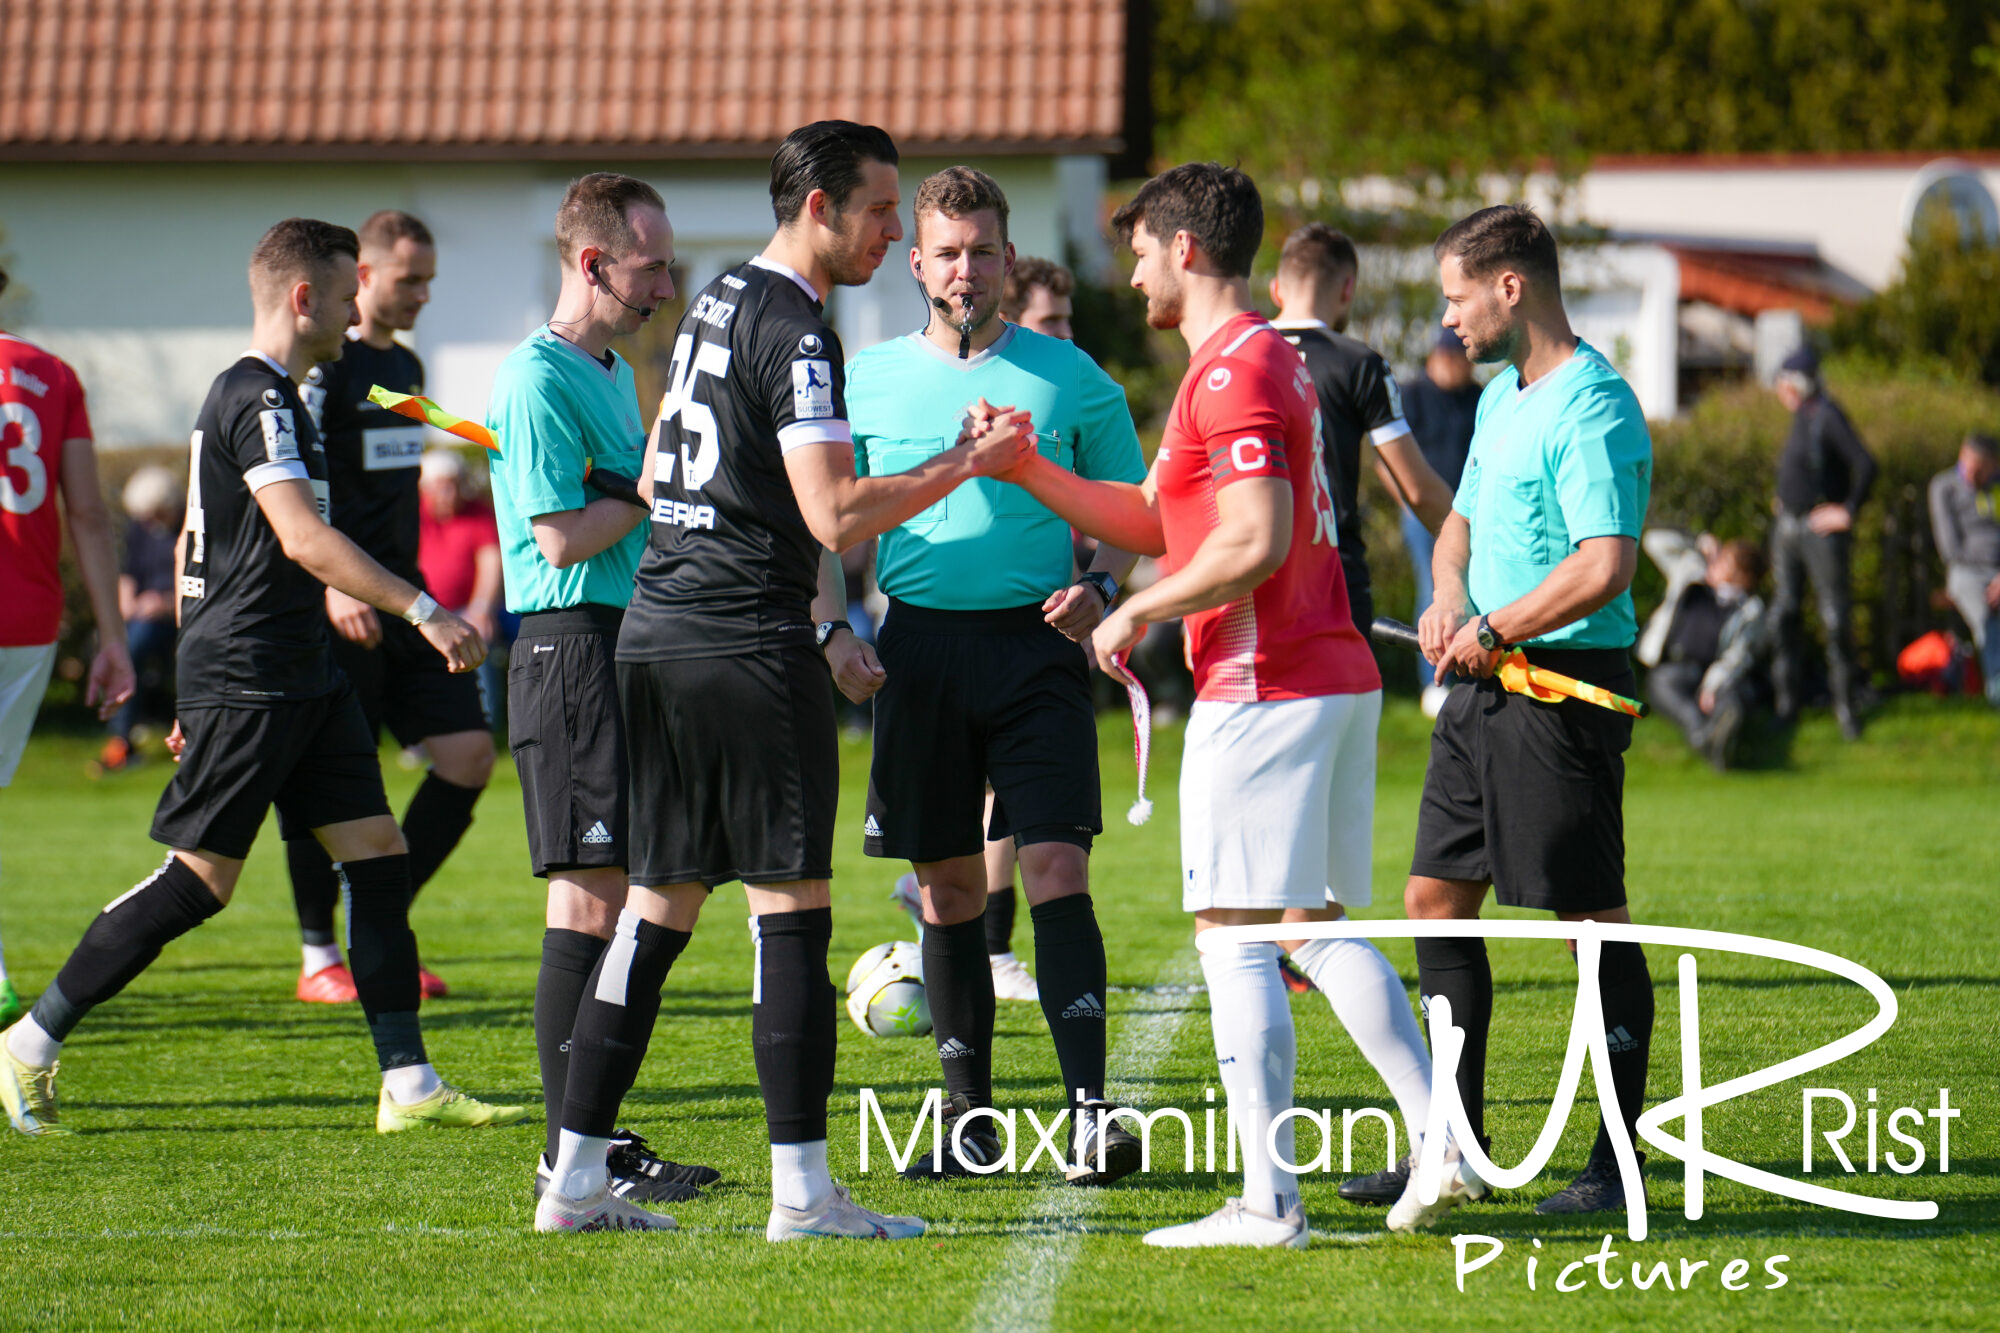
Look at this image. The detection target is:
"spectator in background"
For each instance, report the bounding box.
[1769,345,1876,739]
[1400,325,1482,715]
[1928,432,2000,705]
[101,466,183,770]
[1000,255,1074,340]
[417,450,505,720]
[1643,533,1770,770]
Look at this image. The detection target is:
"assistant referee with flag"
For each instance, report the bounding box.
[1410,205,1656,1216]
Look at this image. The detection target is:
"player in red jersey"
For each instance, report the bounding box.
[987,163,1459,1246]
[0,264,136,1026]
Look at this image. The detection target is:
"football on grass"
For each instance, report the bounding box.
[844,940,931,1037]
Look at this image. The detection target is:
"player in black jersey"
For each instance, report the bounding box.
[0,219,523,1140]
[1263,222,1462,1204]
[617,121,1034,1241]
[287,210,492,1008]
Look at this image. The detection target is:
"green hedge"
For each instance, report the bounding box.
[1364,365,2000,691]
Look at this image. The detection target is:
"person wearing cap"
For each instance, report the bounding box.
[1769,344,1876,738]
[1400,325,1483,714]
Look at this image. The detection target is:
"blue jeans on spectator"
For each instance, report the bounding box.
[1401,507,1437,688]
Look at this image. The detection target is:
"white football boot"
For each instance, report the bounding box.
[1144,1197,1309,1249]
[533,1185,677,1233]
[1386,1139,1489,1233]
[766,1182,926,1241]
[988,951,1039,1002]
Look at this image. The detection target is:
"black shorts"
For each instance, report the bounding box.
[620,647,838,889]
[864,600,1100,864]
[509,606,628,878]
[331,613,489,747]
[150,681,391,860]
[1410,646,1635,913]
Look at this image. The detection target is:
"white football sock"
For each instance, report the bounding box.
[6,1014,60,1067]
[381,1061,441,1105]
[1201,940,1300,1219]
[771,1139,832,1212]
[301,942,342,975]
[552,1128,612,1202]
[1289,935,1434,1151]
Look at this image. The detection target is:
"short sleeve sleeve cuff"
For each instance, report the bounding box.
[244,460,310,493]
[1368,420,1413,448]
[777,419,853,454]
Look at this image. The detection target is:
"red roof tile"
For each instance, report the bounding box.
[0,0,1129,161]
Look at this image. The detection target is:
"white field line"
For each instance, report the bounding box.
[968,956,1203,1333]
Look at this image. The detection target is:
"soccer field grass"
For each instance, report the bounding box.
[1,698,1993,1332]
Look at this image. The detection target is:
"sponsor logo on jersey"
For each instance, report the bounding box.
[1384,374,1404,418]
[361,425,425,470]
[259,408,300,463]
[580,821,614,845]
[300,380,328,431]
[798,334,823,356]
[1206,367,1232,392]
[720,273,747,290]
[649,497,718,531]
[792,358,835,420]
[262,387,285,407]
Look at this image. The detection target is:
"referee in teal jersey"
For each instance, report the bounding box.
[845,168,1146,1183]
[1409,205,1656,1218]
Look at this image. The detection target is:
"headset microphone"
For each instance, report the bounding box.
[590,258,656,319]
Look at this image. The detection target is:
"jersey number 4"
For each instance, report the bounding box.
[655,334,733,493]
[1,401,49,515]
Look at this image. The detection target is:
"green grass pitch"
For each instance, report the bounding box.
[0,698,1993,1331]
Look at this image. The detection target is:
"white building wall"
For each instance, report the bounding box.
[1,153,1078,447]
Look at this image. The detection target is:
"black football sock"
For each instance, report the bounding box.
[560,911,690,1138]
[984,882,1018,956]
[752,907,836,1144]
[536,927,608,1160]
[401,771,483,897]
[921,914,995,1106]
[1415,935,1492,1145]
[1031,894,1108,1107]
[1586,940,1655,1164]
[338,854,427,1072]
[287,836,339,948]
[31,855,223,1041]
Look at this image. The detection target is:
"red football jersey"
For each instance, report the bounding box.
[1153,312,1379,702]
[0,332,92,646]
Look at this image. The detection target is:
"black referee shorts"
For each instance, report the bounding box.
[150,680,391,860]
[508,605,628,878]
[619,647,838,889]
[330,612,489,748]
[1410,645,1635,913]
[864,599,1100,864]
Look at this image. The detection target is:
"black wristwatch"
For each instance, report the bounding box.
[815,619,851,651]
[1076,571,1119,608]
[1475,614,1507,652]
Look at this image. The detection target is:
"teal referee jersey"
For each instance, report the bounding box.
[847,325,1145,610]
[485,327,648,613]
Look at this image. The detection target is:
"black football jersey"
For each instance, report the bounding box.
[619,257,849,661]
[1277,321,1411,594]
[177,354,336,706]
[301,336,427,583]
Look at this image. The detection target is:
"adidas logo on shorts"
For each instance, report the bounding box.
[863,815,883,838]
[580,821,613,845]
[937,1037,973,1059]
[1061,992,1105,1020]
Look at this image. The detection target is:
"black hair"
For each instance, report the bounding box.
[770,120,900,226]
[1110,162,1264,279]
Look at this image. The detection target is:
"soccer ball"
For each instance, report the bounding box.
[844,940,931,1038]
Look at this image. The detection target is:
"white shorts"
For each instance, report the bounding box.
[1180,689,1381,913]
[0,642,57,788]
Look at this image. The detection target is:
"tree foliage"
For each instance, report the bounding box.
[1832,214,2000,387]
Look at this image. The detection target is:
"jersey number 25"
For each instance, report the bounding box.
[655,334,732,493]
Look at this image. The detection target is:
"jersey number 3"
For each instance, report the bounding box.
[1,402,49,515]
[656,333,733,493]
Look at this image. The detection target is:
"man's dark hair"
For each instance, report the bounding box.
[1719,538,1767,587]
[1433,204,1561,292]
[770,121,899,226]
[249,218,359,301]
[1110,162,1264,279]
[555,173,665,265]
[1278,223,1357,288]
[1002,256,1074,319]
[358,209,435,254]
[913,166,1009,244]
[1965,432,2000,460]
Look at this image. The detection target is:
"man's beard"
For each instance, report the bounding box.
[1143,278,1183,331]
[822,214,878,288]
